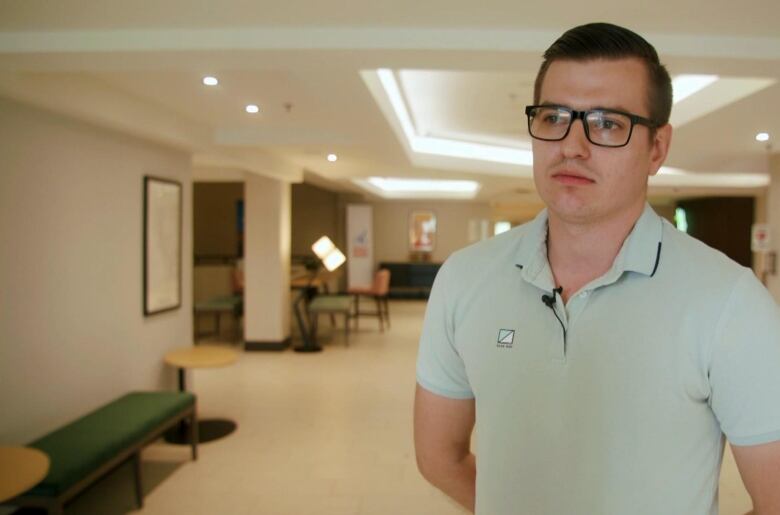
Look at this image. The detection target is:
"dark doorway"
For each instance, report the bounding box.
[676,197,754,268]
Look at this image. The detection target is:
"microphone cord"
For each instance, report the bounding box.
[542,287,567,347]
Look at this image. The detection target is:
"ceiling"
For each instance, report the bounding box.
[1,0,778,207]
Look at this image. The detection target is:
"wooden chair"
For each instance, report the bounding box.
[348,269,391,332]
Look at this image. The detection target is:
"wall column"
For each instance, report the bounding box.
[765,153,780,302]
[244,173,291,349]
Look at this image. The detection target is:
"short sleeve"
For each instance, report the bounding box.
[416,259,474,399]
[709,270,780,445]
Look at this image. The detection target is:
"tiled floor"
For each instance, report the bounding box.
[32,301,753,514]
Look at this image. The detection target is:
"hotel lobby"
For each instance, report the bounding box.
[2,2,780,514]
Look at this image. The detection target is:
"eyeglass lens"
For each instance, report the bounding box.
[528,107,633,147]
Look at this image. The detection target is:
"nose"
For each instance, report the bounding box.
[560,118,591,160]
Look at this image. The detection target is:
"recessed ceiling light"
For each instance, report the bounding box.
[327,154,338,162]
[245,104,259,114]
[756,132,770,142]
[202,76,218,86]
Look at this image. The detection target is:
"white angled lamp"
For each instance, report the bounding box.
[292,236,347,354]
[311,236,346,272]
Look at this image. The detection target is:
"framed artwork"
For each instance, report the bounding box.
[409,210,437,253]
[143,176,182,316]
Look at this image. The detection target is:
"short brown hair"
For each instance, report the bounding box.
[533,22,673,127]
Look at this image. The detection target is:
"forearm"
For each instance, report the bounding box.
[414,385,477,511]
[420,452,476,512]
[748,506,780,515]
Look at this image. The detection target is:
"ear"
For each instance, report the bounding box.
[648,124,673,177]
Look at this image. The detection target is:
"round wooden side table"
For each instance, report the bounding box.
[163,345,239,444]
[0,446,50,503]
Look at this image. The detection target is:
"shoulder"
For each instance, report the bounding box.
[659,219,751,288]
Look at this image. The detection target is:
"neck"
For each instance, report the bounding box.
[546,203,645,301]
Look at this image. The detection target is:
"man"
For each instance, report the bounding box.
[414,22,780,515]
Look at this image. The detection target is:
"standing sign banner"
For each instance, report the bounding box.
[752,223,771,252]
[347,204,374,290]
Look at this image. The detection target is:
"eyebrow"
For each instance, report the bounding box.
[539,101,634,113]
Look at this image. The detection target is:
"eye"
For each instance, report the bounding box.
[590,114,625,131]
[539,109,568,125]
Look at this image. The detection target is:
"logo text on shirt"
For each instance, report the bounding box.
[497,329,515,348]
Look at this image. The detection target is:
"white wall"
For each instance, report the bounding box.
[371,200,493,264]
[0,97,193,443]
[291,183,339,258]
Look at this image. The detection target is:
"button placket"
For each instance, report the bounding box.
[564,290,592,350]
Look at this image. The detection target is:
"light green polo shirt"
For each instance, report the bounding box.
[417,204,780,515]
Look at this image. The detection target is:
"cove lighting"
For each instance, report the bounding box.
[202,76,219,86]
[245,104,259,114]
[327,153,338,162]
[376,69,533,166]
[756,132,770,142]
[672,75,718,104]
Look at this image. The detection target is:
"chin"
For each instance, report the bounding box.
[546,196,600,222]
[543,190,589,213]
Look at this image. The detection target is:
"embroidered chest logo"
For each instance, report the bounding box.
[497,329,515,348]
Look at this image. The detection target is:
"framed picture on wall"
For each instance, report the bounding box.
[143,176,182,316]
[409,210,437,253]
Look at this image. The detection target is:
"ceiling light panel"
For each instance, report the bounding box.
[353,177,481,199]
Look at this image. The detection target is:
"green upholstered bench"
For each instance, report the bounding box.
[3,391,197,515]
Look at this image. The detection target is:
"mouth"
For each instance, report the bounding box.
[551,170,595,185]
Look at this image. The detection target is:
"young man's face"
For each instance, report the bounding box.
[532,58,671,226]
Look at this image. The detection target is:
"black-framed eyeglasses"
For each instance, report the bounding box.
[525,105,657,148]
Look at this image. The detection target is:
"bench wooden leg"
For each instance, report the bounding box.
[47,499,64,515]
[133,451,144,508]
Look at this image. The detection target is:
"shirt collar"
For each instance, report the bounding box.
[515,203,664,290]
[613,203,664,278]
[514,208,555,291]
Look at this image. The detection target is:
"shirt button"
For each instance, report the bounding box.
[580,291,589,298]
